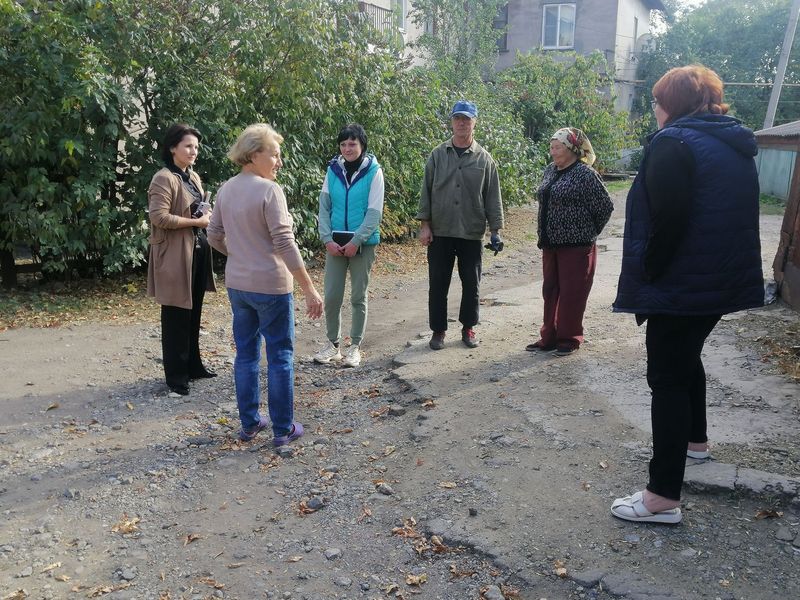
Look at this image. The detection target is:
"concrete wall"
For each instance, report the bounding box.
[498,1,618,70]
[757,147,796,200]
[495,0,657,113]
[614,0,653,111]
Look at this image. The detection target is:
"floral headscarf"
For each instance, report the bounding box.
[551,127,596,167]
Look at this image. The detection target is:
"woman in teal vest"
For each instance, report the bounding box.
[314,124,384,368]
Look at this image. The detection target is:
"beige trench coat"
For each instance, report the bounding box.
[146,168,216,309]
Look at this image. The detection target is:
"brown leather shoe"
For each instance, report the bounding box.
[429,331,446,350]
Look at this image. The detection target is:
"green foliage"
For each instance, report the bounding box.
[637,0,798,129]
[497,52,639,173]
[1,0,635,280]
[760,192,786,215]
[409,0,508,82]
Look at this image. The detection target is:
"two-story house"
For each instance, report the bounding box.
[494,0,666,112]
[357,0,665,113]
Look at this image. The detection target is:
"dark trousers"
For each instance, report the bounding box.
[540,245,597,350]
[645,314,721,500]
[161,236,209,390]
[427,236,482,332]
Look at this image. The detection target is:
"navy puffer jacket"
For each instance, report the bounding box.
[613,114,764,316]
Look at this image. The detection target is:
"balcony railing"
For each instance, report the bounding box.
[358,2,399,36]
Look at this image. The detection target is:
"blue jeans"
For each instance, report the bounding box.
[227,288,295,436]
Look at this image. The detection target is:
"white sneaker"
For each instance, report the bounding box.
[342,345,361,368]
[313,341,342,364]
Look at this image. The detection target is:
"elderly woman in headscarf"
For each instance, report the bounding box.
[526,127,613,356]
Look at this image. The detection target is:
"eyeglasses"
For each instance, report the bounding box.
[650,99,658,110]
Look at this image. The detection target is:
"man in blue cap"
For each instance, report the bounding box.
[417,100,504,350]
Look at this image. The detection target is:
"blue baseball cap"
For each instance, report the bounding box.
[451,100,478,119]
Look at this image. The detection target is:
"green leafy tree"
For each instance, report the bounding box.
[497,52,637,173]
[409,0,508,83]
[637,0,799,129]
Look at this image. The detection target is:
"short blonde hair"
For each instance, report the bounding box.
[227,123,284,166]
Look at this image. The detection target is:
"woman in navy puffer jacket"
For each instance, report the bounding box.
[611,65,763,524]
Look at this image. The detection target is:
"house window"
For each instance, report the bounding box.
[493,4,509,52]
[542,3,575,49]
[392,0,407,31]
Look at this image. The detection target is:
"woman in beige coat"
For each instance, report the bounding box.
[147,123,216,395]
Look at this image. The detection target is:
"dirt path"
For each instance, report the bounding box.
[1,196,798,600]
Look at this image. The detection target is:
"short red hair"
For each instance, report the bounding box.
[652,65,729,123]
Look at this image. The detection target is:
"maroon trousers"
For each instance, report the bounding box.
[539,245,597,350]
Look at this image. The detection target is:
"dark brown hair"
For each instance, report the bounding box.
[652,65,729,124]
[160,123,202,166]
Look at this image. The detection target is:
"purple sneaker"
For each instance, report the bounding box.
[239,416,269,442]
[273,422,304,447]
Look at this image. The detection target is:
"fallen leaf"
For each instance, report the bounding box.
[361,440,371,447]
[87,582,131,597]
[287,556,303,562]
[450,563,476,578]
[431,535,450,553]
[357,506,372,523]
[501,584,523,599]
[383,445,396,456]
[2,591,29,600]
[406,573,428,586]
[54,574,70,582]
[754,509,783,520]
[227,563,244,569]
[392,517,421,539]
[370,406,390,418]
[438,481,457,489]
[216,416,230,425]
[297,501,317,515]
[330,427,353,434]
[45,402,59,411]
[111,514,140,534]
[719,579,731,588]
[421,399,436,408]
[198,577,224,589]
[381,583,400,594]
[360,386,381,398]
[183,533,201,546]
[41,562,61,573]
[554,558,567,578]
[158,591,171,600]
[125,402,134,411]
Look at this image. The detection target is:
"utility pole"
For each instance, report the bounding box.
[764,0,800,130]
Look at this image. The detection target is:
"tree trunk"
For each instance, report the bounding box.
[0,248,16,288]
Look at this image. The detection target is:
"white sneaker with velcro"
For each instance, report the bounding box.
[313,341,342,364]
[342,345,361,368]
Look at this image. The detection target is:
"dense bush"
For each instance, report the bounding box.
[496,51,639,173]
[0,0,633,280]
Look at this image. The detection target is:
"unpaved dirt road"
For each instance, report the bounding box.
[1,195,798,600]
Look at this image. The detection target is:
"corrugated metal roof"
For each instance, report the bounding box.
[755,120,800,138]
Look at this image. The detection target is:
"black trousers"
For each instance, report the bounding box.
[161,233,209,391]
[427,236,482,332]
[645,314,721,500]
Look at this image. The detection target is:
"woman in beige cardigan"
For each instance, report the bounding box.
[147,123,216,395]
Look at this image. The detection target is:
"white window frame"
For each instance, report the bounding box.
[541,3,576,50]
